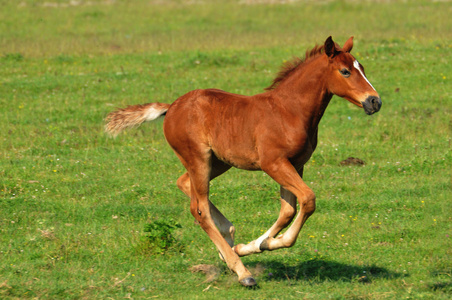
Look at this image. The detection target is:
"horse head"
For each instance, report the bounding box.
[324,36,382,115]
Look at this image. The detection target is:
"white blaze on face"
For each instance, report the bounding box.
[353,60,376,92]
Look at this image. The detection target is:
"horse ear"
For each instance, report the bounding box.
[343,36,354,53]
[324,36,340,58]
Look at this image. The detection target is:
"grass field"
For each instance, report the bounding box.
[1,0,451,299]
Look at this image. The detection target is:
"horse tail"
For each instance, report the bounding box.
[105,102,170,137]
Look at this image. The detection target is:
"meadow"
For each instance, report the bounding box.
[0,0,451,299]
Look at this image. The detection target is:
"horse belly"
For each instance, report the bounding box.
[211,138,261,170]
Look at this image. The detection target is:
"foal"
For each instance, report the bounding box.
[105,36,381,287]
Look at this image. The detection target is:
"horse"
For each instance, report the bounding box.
[105,36,381,287]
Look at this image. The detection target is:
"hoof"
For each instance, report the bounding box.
[259,237,270,251]
[239,276,257,287]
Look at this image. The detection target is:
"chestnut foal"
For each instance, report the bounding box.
[105,36,381,287]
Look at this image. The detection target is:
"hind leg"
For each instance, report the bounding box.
[176,158,235,247]
[180,149,254,286]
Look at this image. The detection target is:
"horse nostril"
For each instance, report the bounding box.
[369,96,381,109]
[363,96,382,114]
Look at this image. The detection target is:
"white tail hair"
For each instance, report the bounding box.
[105,102,170,137]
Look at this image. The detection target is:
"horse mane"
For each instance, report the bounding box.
[265,44,325,90]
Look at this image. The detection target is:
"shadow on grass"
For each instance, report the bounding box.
[428,270,452,293]
[248,259,403,283]
[428,281,452,293]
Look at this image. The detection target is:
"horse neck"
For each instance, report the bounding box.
[271,55,332,130]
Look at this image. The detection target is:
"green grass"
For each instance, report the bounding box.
[1,0,451,299]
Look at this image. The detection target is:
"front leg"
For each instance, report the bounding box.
[233,186,297,256]
[234,161,315,256]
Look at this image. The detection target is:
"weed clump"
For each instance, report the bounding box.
[143,219,182,254]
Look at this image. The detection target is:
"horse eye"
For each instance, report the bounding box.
[340,68,351,77]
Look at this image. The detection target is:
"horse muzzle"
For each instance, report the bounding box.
[362,96,382,115]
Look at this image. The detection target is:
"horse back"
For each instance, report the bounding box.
[163,89,310,170]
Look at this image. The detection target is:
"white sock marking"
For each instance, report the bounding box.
[353,60,376,91]
[255,231,270,249]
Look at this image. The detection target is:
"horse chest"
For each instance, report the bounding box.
[285,131,317,169]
